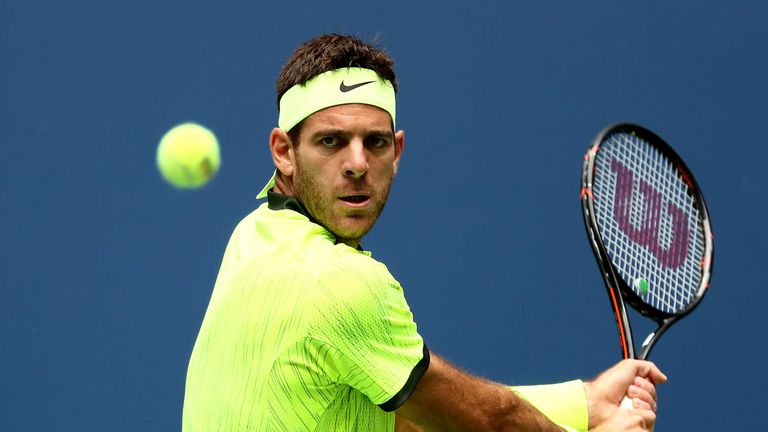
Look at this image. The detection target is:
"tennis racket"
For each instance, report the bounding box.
[580,123,714,406]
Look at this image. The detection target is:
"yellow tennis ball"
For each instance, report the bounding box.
[156,122,220,189]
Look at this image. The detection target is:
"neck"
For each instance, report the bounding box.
[338,238,360,249]
[266,189,365,250]
[272,174,294,196]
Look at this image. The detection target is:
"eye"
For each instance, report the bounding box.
[366,136,390,149]
[319,136,339,147]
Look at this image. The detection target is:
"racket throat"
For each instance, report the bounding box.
[638,332,656,360]
[637,319,675,360]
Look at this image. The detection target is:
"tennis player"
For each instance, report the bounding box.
[182,34,666,432]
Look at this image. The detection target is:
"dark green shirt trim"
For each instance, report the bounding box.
[378,344,431,412]
[267,191,318,223]
[267,191,360,249]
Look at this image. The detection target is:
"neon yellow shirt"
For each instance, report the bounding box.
[182,197,428,431]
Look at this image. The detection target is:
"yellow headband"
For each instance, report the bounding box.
[277,67,396,131]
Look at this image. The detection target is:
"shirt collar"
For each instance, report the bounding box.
[267,191,316,221]
[265,190,366,252]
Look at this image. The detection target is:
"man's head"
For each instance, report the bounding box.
[276,34,398,107]
[263,34,405,248]
[275,33,398,142]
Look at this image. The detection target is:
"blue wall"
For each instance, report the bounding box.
[2,1,765,430]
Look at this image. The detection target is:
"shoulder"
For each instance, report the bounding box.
[226,203,336,259]
[309,246,410,337]
[319,246,402,297]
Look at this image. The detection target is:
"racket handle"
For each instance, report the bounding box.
[620,396,634,410]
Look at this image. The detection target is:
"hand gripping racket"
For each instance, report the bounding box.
[580,123,714,407]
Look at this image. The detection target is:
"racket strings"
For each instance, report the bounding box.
[592,133,706,314]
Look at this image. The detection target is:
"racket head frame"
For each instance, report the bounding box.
[580,123,714,359]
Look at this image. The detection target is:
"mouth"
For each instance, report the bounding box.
[339,194,371,207]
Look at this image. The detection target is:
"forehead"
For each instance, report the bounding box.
[302,104,393,132]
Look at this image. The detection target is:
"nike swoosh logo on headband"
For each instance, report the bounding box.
[339,80,375,92]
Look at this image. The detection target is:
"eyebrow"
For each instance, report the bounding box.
[311,128,394,139]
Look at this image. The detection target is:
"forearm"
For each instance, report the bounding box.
[397,354,567,431]
[395,415,424,432]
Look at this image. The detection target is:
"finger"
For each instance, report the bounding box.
[627,378,656,411]
[618,409,649,432]
[631,397,652,411]
[627,385,655,411]
[633,402,657,429]
[633,376,658,402]
[632,360,668,384]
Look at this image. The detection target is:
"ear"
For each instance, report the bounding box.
[269,128,295,177]
[393,130,405,175]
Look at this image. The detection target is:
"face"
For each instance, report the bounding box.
[282,104,403,248]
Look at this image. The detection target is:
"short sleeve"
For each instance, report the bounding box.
[307,253,428,410]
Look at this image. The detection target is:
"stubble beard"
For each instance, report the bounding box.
[293,156,391,245]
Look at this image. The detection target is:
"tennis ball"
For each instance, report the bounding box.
[156,122,220,189]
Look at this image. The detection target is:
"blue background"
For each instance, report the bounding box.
[2,1,765,430]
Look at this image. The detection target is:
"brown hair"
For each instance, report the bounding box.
[275,34,398,139]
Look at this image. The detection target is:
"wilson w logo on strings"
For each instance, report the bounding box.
[610,158,690,269]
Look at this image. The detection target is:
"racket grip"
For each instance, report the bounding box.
[619,396,634,410]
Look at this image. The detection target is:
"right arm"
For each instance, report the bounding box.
[396,354,659,432]
[396,353,568,431]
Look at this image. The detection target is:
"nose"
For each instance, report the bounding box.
[343,140,368,179]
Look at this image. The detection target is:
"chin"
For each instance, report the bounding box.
[331,222,375,244]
